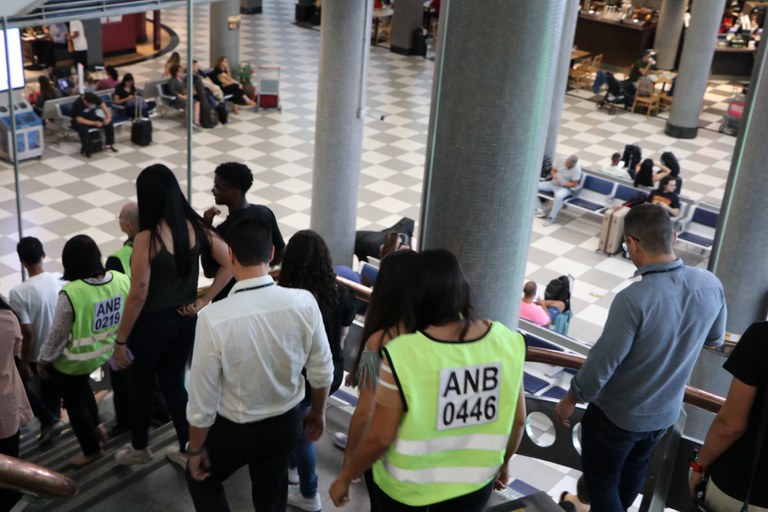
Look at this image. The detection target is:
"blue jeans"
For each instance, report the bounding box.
[580,404,666,512]
[289,403,317,497]
[127,307,196,450]
[538,181,574,221]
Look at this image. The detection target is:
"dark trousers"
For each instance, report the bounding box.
[74,50,88,68]
[50,367,101,456]
[110,367,170,431]
[580,404,666,512]
[75,122,114,149]
[127,308,195,450]
[221,83,247,104]
[187,408,301,512]
[16,359,58,428]
[0,430,22,511]
[370,478,492,512]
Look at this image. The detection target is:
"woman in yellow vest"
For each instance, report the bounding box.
[37,235,130,468]
[330,249,527,511]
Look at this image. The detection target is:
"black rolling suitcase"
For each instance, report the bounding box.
[84,129,103,156]
[131,100,152,146]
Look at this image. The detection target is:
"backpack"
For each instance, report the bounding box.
[544,275,571,312]
[195,77,219,129]
[622,144,642,178]
[540,155,553,180]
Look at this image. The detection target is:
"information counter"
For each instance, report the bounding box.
[574,14,656,68]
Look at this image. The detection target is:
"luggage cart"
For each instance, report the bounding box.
[718,88,745,136]
[256,65,281,112]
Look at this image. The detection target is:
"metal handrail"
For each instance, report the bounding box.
[336,275,726,414]
[0,454,78,499]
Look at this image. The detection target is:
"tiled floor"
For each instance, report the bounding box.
[2,1,739,509]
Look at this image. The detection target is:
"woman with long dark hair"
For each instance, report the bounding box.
[633,158,670,188]
[330,249,527,512]
[112,73,151,118]
[337,249,418,511]
[278,230,356,510]
[0,293,32,510]
[37,235,131,468]
[113,164,232,468]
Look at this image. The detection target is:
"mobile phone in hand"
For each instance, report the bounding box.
[108,347,134,371]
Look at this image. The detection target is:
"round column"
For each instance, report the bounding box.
[544,0,580,161]
[665,0,726,138]
[684,34,768,439]
[419,0,565,326]
[654,0,688,70]
[310,0,372,266]
[210,0,240,68]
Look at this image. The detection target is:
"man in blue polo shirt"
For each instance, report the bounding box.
[555,204,726,511]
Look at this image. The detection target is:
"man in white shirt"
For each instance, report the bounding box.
[9,237,64,443]
[600,152,630,179]
[536,155,583,227]
[186,219,333,511]
[68,20,88,68]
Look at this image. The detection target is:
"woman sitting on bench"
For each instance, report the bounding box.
[210,56,256,115]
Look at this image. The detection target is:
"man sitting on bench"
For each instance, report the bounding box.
[72,91,118,157]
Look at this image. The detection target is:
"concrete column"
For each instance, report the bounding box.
[654,0,688,70]
[684,35,768,439]
[310,0,372,266]
[664,0,726,138]
[210,0,240,68]
[419,0,565,326]
[544,0,580,161]
[390,0,423,55]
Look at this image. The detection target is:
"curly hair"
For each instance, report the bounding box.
[279,230,339,311]
[215,162,254,194]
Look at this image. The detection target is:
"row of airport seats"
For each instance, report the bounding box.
[538,168,720,253]
[40,88,156,143]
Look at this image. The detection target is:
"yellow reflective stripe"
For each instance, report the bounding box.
[62,342,114,361]
[382,458,498,485]
[71,328,116,348]
[393,433,508,456]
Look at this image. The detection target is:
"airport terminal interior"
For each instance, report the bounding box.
[0,0,748,510]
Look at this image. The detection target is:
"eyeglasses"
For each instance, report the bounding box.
[622,236,640,253]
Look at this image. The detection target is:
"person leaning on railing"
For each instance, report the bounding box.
[688,321,768,512]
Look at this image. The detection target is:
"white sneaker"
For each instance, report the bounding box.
[332,432,347,451]
[288,466,300,485]
[115,444,153,465]
[287,486,321,511]
[534,207,546,218]
[166,445,188,470]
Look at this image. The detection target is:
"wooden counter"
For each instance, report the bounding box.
[574,13,656,68]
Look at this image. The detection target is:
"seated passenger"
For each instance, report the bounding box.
[113,73,152,118]
[96,66,119,90]
[647,176,680,217]
[628,50,655,85]
[168,64,201,127]
[535,155,583,227]
[71,91,117,156]
[600,152,629,179]
[519,281,552,327]
[163,51,181,78]
[33,75,62,117]
[633,158,670,188]
[210,56,256,114]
